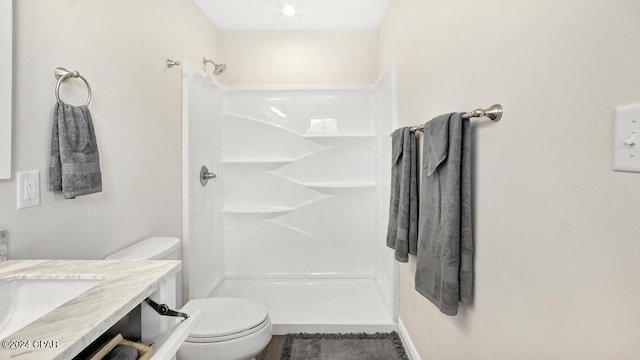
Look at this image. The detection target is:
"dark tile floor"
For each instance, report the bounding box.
[257,335,286,360]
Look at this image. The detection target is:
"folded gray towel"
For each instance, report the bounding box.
[49,103,102,199]
[386,127,419,262]
[386,129,403,254]
[415,112,473,316]
[103,344,139,360]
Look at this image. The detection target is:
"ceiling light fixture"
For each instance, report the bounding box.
[282,5,296,16]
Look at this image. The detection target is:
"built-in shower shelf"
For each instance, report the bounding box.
[222,159,294,166]
[222,207,294,216]
[303,134,375,139]
[304,182,376,189]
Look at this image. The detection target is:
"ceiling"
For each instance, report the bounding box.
[192,0,392,31]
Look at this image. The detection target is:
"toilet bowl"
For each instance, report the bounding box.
[105,237,272,360]
[177,298,272,360]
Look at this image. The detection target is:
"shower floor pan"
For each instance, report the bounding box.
[212,278,396,335]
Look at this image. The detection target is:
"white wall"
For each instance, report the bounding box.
[0,0,218,259]
[217,31,378,85]
[379,0,640,359]
[0,0,11,179]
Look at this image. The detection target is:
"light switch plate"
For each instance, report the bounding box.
[614,104,640,172]
[16,170,40,209]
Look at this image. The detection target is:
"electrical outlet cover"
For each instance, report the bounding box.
[614,104,640,172]
[16,170,40,209]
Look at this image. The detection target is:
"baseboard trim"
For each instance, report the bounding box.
[398,318,421,360]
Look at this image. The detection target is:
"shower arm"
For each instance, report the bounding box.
[202,57,227,76]
[203,57,217,68]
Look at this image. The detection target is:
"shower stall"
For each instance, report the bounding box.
[182,61,398,334]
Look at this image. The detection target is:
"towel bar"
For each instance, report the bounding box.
[391,104,503,136]
[54,67,92,106]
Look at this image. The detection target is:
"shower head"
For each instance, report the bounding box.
[203,57,227,76]
[213,63,226,75]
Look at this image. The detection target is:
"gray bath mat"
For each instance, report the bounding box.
[280,332,408,360]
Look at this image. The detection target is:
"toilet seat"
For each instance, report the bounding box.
[184,317,271,343]
[181,297,270,343]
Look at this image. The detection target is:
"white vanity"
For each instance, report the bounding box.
[0,260,201,360]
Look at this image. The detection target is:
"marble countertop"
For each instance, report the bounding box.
[0,259,181,360]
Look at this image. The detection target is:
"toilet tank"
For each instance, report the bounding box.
[104,237,181,261]
[105,237,182,344]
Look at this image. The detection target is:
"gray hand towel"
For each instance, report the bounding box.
[49,103,102,199]
[415,112,473,316]
[386,127,419,262]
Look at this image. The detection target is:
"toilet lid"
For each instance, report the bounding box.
[181,297,269,340]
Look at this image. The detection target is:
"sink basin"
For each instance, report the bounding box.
[0,278,101,339]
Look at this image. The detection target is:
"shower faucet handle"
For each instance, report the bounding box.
[200,165,217,187]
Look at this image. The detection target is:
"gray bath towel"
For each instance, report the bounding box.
[49,103,102,199]
[386,127,418,262]
[415,112,472,316]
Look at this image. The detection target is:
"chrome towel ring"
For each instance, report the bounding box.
[54,67,92,106]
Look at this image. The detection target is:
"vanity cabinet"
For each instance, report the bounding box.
[140,274,203,360]
[0,260,193,360]
[75,275,202,360]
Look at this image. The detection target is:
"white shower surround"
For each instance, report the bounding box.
[183,61,398,334]
[182,61,224,303]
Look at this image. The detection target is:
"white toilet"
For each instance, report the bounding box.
[105,237,272,360]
